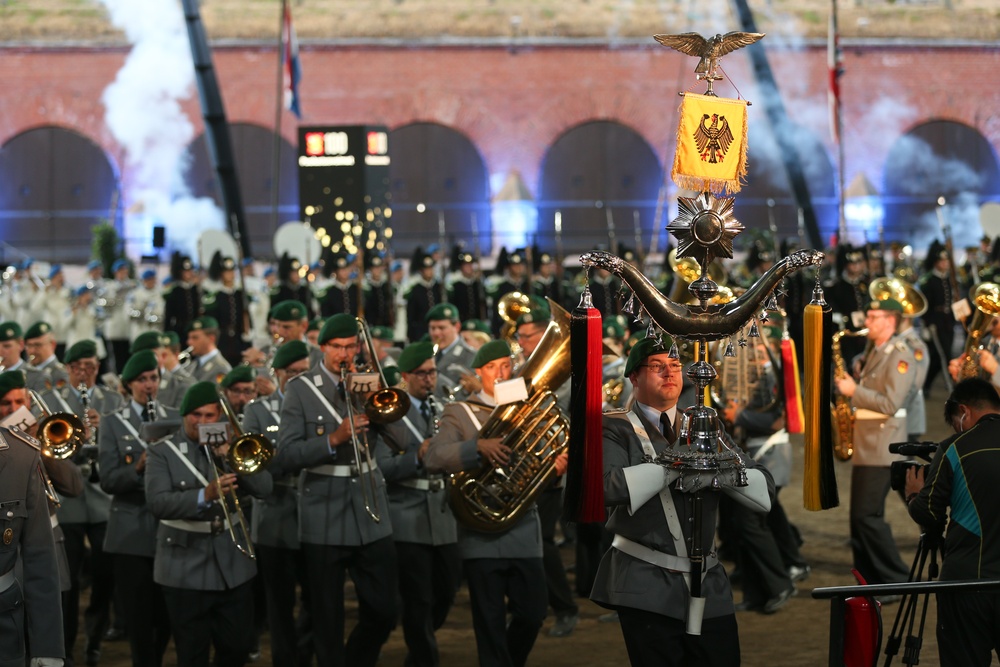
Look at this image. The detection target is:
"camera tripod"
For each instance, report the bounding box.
[881,532,940,667]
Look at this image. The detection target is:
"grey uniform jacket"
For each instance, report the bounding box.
[26,358,70,393]
[375,399,457,546]
[189,351,233,383]
[590,405,773,621]
[99,401,177,557]
[43,385,124,525]
[41,454,83,592]
[851,336,916,468]
[277,363,393,547]
[896,326,929,436]
[436,340,477,381]
[0,427,64,665]
[423,397,542,560]
[157,367,195,410]
[145,432,272,590]
[244,394,300,549]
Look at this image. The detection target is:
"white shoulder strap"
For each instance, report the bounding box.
[162,439,210,486]
[457,402,483,431]
[625,411,685,554]
[400,415,424,443]
[300,377,344,422]
[115,409,148,450]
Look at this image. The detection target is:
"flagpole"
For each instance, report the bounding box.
[269,0,289,236]
[831,0,846,244]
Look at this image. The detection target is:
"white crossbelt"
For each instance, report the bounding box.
[50,513,59,529]
[308,461,377,477]
[0,568,15,592]
[612,534,718,573]
[397,475,445,491]
[160,518,213,533]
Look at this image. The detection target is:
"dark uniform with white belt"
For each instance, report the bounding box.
[244,340,312,667]
[277,314,397,667]
[591,338,774,666]
[424,340,546,667]
[375,342,460,667]
[0,418,65,667]
[98,351,175,667]
[43,340,124,666]
[145,382,273,667]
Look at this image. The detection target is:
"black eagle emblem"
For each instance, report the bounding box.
[694,113,733,164]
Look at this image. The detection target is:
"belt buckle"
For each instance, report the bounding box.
[429,479,443,492]
[210,516,225,536]
[350,464,359,476]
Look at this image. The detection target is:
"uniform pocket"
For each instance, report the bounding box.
[0,578,26,660]
[0,500,27,557]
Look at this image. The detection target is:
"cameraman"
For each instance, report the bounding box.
[905,378,1000,666]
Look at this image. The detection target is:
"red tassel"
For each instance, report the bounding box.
[782,337,804,434]
[580,306,605,522]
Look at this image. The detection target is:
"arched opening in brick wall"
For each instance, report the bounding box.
[186,123,299,260]
[538,120,663,259]
[882,120,1000,257]
[0,126,118,264]
[387,122,491,260]
[733,121,837,252]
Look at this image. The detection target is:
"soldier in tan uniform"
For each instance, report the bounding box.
[835,297,916,586]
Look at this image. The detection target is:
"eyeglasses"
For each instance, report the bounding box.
[227,388,257,397]
[515,328,545,341]
[639,362,681,375]
[409,369,438,379]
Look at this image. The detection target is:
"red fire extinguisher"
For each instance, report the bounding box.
[843,569,883,667]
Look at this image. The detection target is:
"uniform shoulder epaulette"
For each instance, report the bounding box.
[604,408,631,418]
[893,339,910,354]
[3,426,42,452]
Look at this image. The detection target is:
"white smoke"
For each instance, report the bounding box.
[98,0,224,261]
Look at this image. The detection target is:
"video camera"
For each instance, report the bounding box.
[888,440,938,493]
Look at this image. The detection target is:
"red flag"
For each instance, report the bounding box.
[282,1,302,118]
[828,0,843,143]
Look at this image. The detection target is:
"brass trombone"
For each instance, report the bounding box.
[338,317,411,523]
[29,389,86,460]
[207,391,275,559]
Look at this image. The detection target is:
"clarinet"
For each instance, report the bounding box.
[78,383,100,483]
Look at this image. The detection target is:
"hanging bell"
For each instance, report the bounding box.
[749,320,760,338]
[668,341,680,358]
[622,293,640,319]
[765,293,779,312]
[724,338,736,357]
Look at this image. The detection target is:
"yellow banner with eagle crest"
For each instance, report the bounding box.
[671,93,749,195]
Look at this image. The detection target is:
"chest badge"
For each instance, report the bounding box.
[897,360,909,374]
[2,528,12,545]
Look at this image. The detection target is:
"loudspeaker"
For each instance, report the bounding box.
[152,226,165,249]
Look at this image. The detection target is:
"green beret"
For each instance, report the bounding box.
[24,322,52,340]
[0,370,26,397]
[383,366,402,387]
[188,316,219,333]
[425,303,460,324]
[271,300,308,322]
[397,342,435,373]
[180,381,221,416]
[603,317,626,340]
[516,307,551,328]
[319,313,359,344]
[308,318,324,332]
[624,336,673,377]
[162,331,181,347]
[869,298,904,313]
[121,350,159,383]
[130,331,168,354]
[272,340,310,370]
[221,365,256,388]
[65,340,98,364]
[471,340,512,369]
[369,325,394,341]
[462,319,491,334]
[0,322,23,342]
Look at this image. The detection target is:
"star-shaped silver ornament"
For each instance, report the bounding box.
[667,192,744,269]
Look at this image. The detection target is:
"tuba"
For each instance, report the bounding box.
[449,299,572,533]
[667,249,726,304]
[497,291,532,357]
[868,276,927,319]
[831,328,868,461]
[958,282,1000,381]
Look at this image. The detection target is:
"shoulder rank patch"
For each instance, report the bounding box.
[897,360,909,374]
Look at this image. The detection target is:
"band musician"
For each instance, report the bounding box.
[277,314,397,667]
[424,340,547,667]
[591,337,774,667]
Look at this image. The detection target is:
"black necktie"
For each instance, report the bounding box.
[420,400,435,436]
[660,412,675,443]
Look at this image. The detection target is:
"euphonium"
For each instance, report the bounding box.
[30,389,86,460]
[449,298,572,533]
[831,328,868,461]
[958,282,1000,380]
[497,291,532,357]
[868,276,927,318]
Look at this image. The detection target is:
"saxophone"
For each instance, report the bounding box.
[831,329,868,461]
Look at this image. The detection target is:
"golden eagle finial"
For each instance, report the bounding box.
[654,31,765,86]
